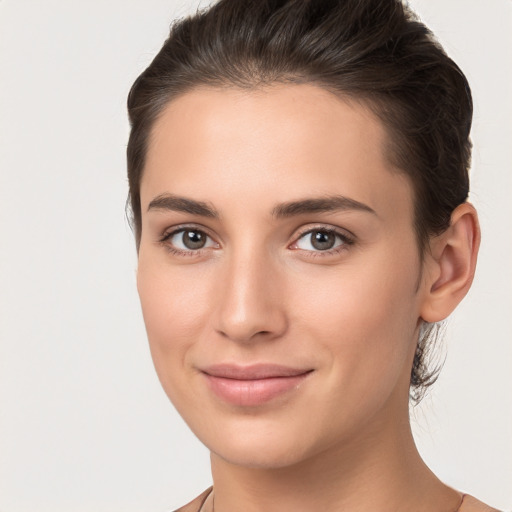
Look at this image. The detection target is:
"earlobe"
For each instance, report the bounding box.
[420,203,481,323]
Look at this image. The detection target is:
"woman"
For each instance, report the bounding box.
[126,0,500,511]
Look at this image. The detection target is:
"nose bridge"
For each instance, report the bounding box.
[215,242,287,343]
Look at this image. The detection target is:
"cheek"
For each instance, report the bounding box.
[295,254,417,329]
[136,260,213,386]
[291,252,420,393]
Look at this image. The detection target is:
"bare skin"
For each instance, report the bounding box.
[136,84,479,512]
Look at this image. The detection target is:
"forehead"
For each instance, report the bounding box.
[141,84,413,220]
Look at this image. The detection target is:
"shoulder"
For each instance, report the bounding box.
[459,494,503,512]
[172,487,213,512]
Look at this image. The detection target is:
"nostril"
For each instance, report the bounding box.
[217,328,274,342]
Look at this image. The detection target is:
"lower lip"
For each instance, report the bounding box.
[203,372,312,406]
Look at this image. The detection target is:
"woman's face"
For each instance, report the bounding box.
[137,84,426,468]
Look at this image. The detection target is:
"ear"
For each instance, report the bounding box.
[420,202,481,323]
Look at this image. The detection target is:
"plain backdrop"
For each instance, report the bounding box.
[0,1,511,511]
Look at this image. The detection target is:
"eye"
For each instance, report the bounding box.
[163,228,217,252]
[293,228,352,252]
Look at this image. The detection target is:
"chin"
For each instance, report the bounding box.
[211,442,311,470]
[195,415,322,470]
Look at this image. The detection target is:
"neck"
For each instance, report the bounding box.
[208,400,460,512]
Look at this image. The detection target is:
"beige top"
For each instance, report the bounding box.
[458,494,502,512]
[173,487,212,512]
[172,487,502,512]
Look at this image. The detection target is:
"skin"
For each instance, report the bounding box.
[136,84,479,512]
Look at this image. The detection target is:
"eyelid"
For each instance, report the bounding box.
[158,224,220,255]
[159,223,217,241]
[291,223,356,243]
[288,224,356,253]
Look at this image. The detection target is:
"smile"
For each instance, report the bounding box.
[201,364,314,406]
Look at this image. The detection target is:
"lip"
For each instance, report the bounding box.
[200,364,313,406]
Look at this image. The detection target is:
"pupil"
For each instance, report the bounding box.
[311,231,335,250]
[183,230,206,249]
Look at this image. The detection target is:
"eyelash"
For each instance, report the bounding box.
[158,225,217,257]
[158,225,355,258]
[291,226,355,257]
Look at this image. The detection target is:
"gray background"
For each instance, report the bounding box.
[1,1,511,511]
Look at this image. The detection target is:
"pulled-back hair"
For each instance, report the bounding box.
[126,0,473,403]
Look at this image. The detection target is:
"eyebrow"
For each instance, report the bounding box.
[271,195,377,218]
[147,194,219,218]
[146,193,376,219]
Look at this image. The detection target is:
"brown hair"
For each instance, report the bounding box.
[126,0,473,403]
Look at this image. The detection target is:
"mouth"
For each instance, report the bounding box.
[200,364,314,406]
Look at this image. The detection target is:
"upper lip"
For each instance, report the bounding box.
[201,364,313,380]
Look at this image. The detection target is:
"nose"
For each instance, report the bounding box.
[214,249,288,344]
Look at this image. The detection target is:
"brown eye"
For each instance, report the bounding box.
[294,228,352,252]
[182,230,207,249]
[165,228,217,252]
[310,230,336,250]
